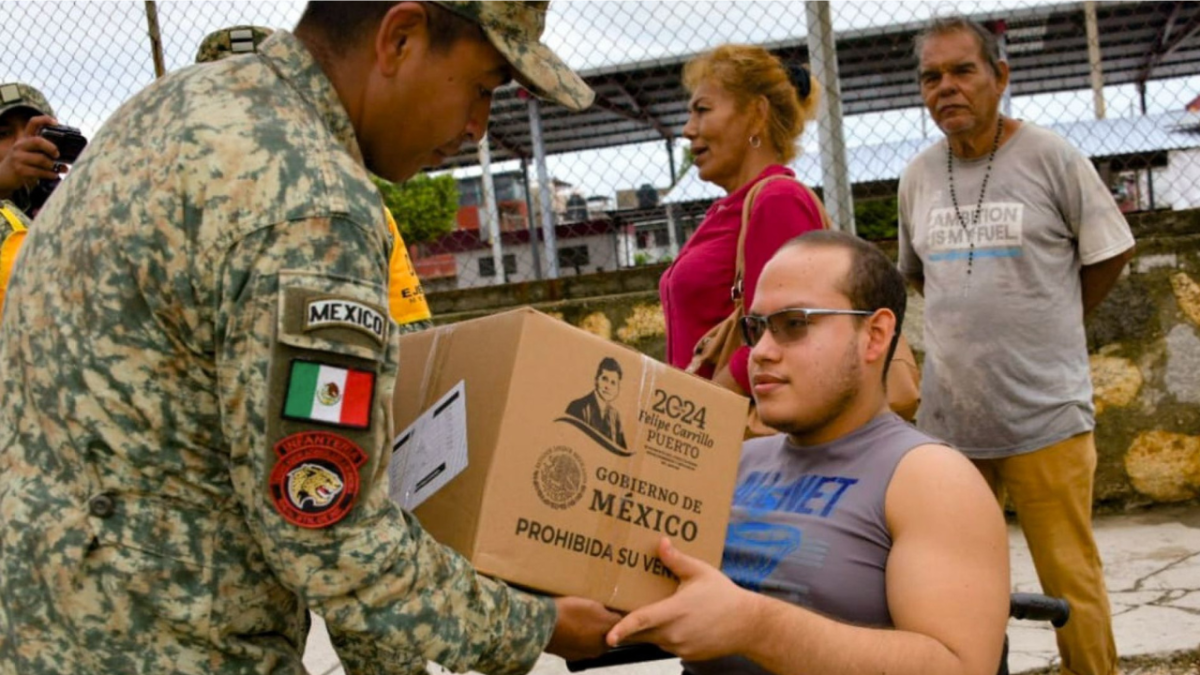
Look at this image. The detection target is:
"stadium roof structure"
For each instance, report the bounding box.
[661,110,1200,203]
[442,0,1200,169]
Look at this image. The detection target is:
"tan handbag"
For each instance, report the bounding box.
[685,175,787,383]
[685,176,921,435]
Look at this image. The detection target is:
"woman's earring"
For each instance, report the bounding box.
[749,135,762,148]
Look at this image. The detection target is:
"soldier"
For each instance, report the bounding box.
[0,3,612,675]
[0,82,60,213]
[196,25,435,334]
[0,82,58,312]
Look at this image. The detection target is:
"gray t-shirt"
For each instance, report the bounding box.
[898,122,1134,458]
[685,414,942,675]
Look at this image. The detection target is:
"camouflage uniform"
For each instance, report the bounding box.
[194,25,274,63]
[0,31,556,675]
[195,26,433,334]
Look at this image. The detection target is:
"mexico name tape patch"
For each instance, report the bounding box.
[305,298,386,344]
[284,360,374,429]
[269,431,368,528]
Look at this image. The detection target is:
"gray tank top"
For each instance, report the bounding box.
[686,413,945,675]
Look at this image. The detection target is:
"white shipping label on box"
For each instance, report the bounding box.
[389,380,469,510]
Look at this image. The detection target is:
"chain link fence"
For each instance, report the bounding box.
[3,1,1197,292]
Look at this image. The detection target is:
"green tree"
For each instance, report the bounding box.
[371,173,460,244]
[854,195,899,241]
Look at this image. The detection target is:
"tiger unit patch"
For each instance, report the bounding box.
[269,431,368,528]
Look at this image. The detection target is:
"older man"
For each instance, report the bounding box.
[897,16,1135,675]
[0,3,617,674]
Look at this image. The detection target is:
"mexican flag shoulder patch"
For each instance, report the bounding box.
[283,360,375,429]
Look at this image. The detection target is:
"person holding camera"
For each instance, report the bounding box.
[0,82,62,213]
[0,82,62,312]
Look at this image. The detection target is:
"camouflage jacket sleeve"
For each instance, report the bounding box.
[214,214,555,674]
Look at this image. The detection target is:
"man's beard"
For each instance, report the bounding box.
[761,338,861,438]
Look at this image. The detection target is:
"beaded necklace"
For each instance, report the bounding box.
[946,115,1004,285]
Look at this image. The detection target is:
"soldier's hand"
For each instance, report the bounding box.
[0,115,62,198]
[546,596,622,661]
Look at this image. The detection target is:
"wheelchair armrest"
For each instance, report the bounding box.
[566,644,675,672]
[1010,592,1070,628]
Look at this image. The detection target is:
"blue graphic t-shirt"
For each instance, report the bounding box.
[686,413,945,675]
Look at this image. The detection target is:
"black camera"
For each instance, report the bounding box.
[39,124,88,164]
[28,125,88,213]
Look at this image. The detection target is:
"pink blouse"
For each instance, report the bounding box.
[659,165,823,393]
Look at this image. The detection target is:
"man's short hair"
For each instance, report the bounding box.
[784,230,908,377]
[596,357,623,380]
[914,16,1004,78]
[295,1,484,55]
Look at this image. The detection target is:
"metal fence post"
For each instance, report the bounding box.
[478,136,506,284]
[995,21,1013,117]
[805,1,855,234]
[144,1,166,79]
[665,202,680,258]
[520,157,543,280]
[1085,1,1107,120]
[526,94,560,278]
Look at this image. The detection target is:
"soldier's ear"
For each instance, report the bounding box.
[374,2,429,76]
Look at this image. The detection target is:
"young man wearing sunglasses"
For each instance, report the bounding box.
[607,230,1010,675]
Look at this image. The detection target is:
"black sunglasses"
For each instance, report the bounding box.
[740,307,875,347]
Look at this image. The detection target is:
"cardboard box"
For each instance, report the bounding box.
[391,308,748,611]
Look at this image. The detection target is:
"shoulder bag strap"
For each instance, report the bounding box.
[733,174,790,301]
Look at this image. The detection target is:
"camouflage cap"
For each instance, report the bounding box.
[195,25,274,63]
[0,82,54,121]
[431,1,594,112]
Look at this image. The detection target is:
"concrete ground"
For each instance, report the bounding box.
[302,505,1200,675]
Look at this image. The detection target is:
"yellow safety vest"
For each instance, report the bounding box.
[385,208,432,326]
[0,202,29,315]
